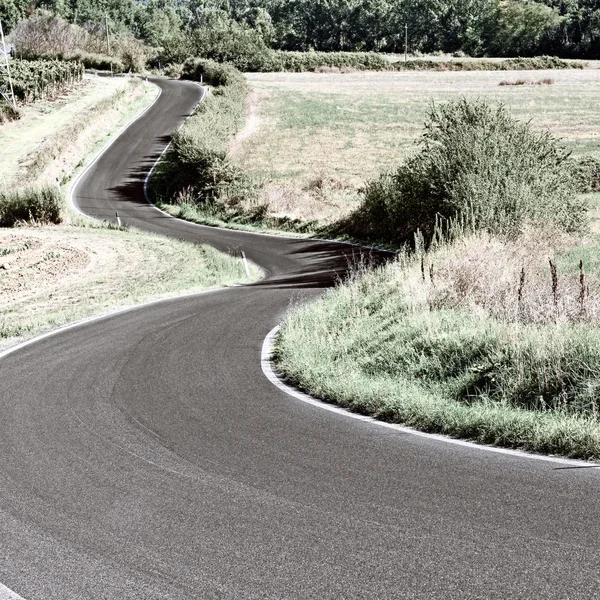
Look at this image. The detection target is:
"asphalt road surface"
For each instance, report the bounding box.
[1,78,600,600]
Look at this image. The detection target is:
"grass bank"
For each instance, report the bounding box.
[0,225,259,350]
[274,228,600,461]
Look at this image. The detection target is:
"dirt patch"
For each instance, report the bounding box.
[229,90,262,156]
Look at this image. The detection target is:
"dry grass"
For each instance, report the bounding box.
[237,69,600,223]
[400,226,600,326]
[0,225,258,349]
[0,74,148,188]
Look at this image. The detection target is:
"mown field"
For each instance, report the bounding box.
[236,68,600,222]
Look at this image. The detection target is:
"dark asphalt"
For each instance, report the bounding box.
[1,78,600,600]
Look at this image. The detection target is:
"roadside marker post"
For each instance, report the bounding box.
[241,251,250,277]
[116,212,121,227]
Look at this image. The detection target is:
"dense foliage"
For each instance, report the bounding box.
[0,57,84,102]
[3,0,600,66]
[348,98,586,244]
[149,58,250,205]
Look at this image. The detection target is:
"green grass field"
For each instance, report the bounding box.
[236,69,600,222]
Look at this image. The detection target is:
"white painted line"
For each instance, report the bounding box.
[0,582,27,600]
[0,286,227,362]
[261,326,598,467]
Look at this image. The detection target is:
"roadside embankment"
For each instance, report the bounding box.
[0,225,259,350]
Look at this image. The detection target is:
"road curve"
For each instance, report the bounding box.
[1,78,600,599]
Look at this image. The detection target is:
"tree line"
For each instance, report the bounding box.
[2,0,599,59]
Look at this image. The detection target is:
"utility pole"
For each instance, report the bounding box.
[0,19,17,110]
[404,24,408,62]
[105,14,111,56]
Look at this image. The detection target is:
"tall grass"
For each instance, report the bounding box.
[0,186,63,226]
[274,228,600,459]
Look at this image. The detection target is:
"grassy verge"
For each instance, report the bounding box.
[0,225,259,350]
[274,224,600,461]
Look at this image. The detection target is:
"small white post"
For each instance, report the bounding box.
[241,251,250,277]
[55,177,61,192]
[116,211,121,227]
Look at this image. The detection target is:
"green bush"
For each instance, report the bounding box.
[181,57,248,88]
[392,56,583,71]
[261,50,389,72]
[0,186,63,226]
[573,156,600,193]
[349,98,586,244]
[150,59,250,206]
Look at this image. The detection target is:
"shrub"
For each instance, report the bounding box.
[0,186,63,226]
[181,57,248,89]
[349,98,586,244]
[392,56,583,71]
[150,59,250,206]
[0,102,20,124]
[573,157,600,193]
[261,50,389,72]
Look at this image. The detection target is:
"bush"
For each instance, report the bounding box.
[349,98,586,244]
[0,102,20,124]
[392,56,583,71]
[181,57,248,88]
[573,157,600,193]
[260,50,389,72]
[0,186,63,226]
[186,24,273,73]
[150,59,250,206]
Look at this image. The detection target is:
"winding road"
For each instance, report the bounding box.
[2,78,600,599]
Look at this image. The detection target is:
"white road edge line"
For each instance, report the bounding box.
[261,325,597,467]
[0,286,228,362]
[0,582,27,599]
[67,77,163,219]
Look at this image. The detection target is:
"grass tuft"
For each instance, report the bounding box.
[0,186,63,227]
